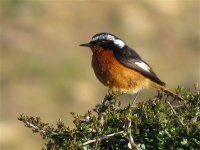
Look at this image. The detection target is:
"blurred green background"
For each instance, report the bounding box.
[1,0,199,149]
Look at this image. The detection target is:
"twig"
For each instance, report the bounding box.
[81,131,124,146]
[94,136,100,150]
[170,97,178,105]
[24,121,68,137]
[167,102,185,126]
[164,129,172,139]
[172,105,184,108]
[126,107,141,150]
[25,121,46,135]
[194,83,199,94]
[164,93,169,102]
[98,94,114,125]
[128,133,142,150]
[120,91,140,113]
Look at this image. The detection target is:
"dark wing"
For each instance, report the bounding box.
[113,46,165,86]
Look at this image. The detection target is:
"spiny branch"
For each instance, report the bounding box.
[167,101,189,133]
[18,85,199,149]
[18,115,69,138]
[167,102,185,126]
[97,94,115,125]
[81,131,124,146]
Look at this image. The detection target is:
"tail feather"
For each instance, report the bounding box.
[151,82,184,101]
[161,87,184,101]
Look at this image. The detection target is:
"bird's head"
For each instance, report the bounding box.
[80,33,126,51]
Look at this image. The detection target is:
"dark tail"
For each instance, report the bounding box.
[151,82,184,101]
[162,87,184,101]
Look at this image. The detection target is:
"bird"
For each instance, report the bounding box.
[80,32,183,100]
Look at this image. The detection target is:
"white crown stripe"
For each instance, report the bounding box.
[91,34,125,48]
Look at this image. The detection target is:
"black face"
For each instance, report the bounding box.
[80,33,126,51]
[89,39,116,50]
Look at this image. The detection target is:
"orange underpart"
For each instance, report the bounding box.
[91,47,151,93]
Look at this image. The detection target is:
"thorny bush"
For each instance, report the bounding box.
[18,86,200,150]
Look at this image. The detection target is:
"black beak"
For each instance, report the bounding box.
[80,43,92,47]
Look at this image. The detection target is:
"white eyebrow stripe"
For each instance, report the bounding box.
[91,34,125,48]
[113,39,125,48]
[135,61,150,72]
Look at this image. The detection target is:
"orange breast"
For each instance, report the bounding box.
[91,47,151,93]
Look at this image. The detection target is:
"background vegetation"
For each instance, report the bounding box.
[1,0,199,149]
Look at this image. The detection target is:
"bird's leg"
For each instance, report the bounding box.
[157,90,163,99]
[129,90,141,108]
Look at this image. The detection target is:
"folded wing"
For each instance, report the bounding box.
[114,46,165,86]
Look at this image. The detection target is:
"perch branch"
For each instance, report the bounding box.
[81,131,124,146]
[98,94,114,125]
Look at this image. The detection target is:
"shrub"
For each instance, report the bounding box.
[18,85,200,150]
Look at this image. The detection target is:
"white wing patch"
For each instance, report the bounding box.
[91,34,125,48]
[135,61,150,72]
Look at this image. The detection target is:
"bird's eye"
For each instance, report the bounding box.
[101,40,106,43]
[97,40,105,45]
[96,41,101,45]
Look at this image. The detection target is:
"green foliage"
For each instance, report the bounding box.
[18,86,200,150]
